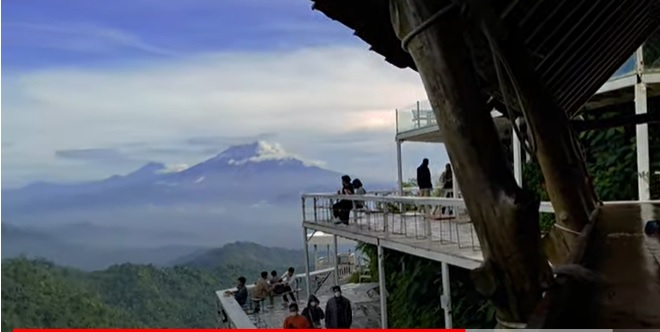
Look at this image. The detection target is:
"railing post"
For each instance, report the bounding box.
[313,197,318,222]
[302,197,307,222]
[441,262,453,328]
[396,140,403,195]
[303,227,311,300]
[635,46,650,201]
[333,235,339,286]
[377,242,388,328]
[513,118,523,186]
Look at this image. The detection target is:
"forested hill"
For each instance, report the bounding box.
[1,242,304,330]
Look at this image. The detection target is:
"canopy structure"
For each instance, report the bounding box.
[308,0,660,328]
[311,0,660,117]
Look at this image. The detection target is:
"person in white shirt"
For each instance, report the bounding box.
[279,267,297,305]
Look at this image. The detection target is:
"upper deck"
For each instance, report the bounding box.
[302,190,556,269]
[395,47,660,142]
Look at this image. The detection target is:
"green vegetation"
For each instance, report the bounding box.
[356,243,495,328]
[1,242,303,330]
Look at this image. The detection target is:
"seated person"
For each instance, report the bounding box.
[269,270,281,285]
[352,179,366,209]
[251,271,274,312]
[253,271,273,300]
[279,267,297,305]
[332,175,354,225]
[224,276,248,308]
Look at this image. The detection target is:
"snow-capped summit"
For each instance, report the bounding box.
[208,141,323,167]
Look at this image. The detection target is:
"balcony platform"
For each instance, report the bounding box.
[217,279,381,329]
[303,194,483,269]
[304,200,486,269]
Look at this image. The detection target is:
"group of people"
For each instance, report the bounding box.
[225,267,299,311]
[331,175,366,225]
[417,159,454,214]
[417,158,453,197]
[225,270,354,329]
[282,286,353,329]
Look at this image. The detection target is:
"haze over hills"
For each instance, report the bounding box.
[2,141,391,269]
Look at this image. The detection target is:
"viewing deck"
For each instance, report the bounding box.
[302,192,557,269]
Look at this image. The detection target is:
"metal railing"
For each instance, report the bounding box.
[302,193,557,253]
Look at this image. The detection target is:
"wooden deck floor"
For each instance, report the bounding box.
[587,202,660,328]
[304,211,484,269]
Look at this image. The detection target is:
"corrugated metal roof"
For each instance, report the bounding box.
[311,0,660,114]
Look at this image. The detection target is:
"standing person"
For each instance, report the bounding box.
[283,303,312,329]
[302,295,325,328]
[325,285,352,329]
[417,158,433,195]
[417,158,433,213]
[439,163,453,197]
[439,163,454,215]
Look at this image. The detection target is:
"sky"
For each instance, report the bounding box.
[1,0,450,188]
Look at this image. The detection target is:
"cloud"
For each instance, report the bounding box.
[4,22,178,57]
[54,148,133,163]
[185,133,278,147]
[3,45,435,186]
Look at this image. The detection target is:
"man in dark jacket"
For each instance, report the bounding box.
[416,159,433,213]
[416,158,433,195]
[325,285,352,329]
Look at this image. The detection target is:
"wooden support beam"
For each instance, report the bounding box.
[389,0,551,325]
[461,0,600,261]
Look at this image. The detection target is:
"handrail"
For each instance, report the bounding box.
[302,192,654,214]
[304,192,557,213]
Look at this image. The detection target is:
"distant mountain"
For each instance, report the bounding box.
[1,223,205,271]
[174,241,305,272]
[2,141,349,216]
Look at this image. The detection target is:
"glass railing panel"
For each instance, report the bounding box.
[395,100,438,134]
[396,108,414,133]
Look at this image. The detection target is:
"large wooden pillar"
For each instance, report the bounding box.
[461,0,600,262]
[389,0,551,325]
